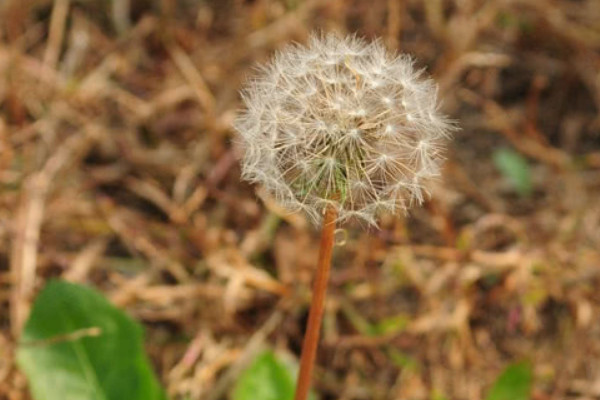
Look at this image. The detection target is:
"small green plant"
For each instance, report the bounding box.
[493,147,533,197]
[485,361,533,400]
[233,350,316,400]
[233,351,295,400]
[17,280,165,400]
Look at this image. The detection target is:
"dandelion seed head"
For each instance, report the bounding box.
[235,33,456,226]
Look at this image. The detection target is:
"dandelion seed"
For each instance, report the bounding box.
[234,34,458,400]
[235,33,456,226]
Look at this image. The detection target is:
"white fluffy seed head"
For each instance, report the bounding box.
[235,33,455,226]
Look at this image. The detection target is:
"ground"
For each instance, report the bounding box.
[1,0,600,399]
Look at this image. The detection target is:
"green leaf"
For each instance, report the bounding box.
[17,280,166,400]
[232,351,295,400]
[493,148,533,197]
[485,361,533,400]
[340,301,377,336]
[387,348,419,372]
[232,350,317,400]
[373,314,410,335]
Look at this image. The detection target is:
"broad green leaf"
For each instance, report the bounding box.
[17,280,166,400]
[485,361,533,400]
[233,351,295,400]
[493,148,533,197]
[232,350,316,400]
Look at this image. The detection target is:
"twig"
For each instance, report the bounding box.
[111,0,131,34]
[10,124,98,336]
[20,327,102,347]
[62,238,109,283]
[166,43,216,116]
[43,0,70,70]
[205,309,284,400]
[386,0,402,49]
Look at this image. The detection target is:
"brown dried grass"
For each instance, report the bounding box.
[1,0,600,399]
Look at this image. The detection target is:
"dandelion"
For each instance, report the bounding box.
[234,33,455,400]
[235,34,453,226]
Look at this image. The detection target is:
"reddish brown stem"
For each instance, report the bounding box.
[294,206,337,400]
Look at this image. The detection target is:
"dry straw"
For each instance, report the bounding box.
[234,33,455,400]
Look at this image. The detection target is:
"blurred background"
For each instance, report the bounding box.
[1,0,600,399]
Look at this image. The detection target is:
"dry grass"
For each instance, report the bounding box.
[1,0,600,399]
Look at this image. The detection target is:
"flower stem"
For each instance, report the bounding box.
[294,205,337,400]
